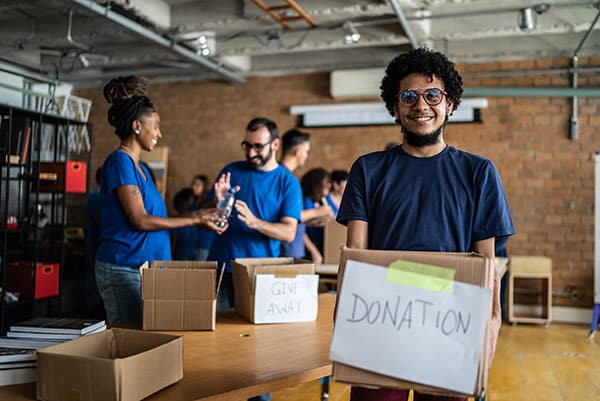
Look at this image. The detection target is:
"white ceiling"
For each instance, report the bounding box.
[1,0,599,87]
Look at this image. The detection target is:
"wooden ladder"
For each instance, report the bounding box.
[251,0,317,29]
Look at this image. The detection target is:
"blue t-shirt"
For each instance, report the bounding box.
[84,188,102,260]
[189,203,216,251]
[325,194,339,216]
[208,161,302,270]
[280,168,305,258]
[304,196,325,253]
[172,226,197,260]
[337,145,515,251]
[96,150,171,267]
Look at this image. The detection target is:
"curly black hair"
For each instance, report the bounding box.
[104,76,155,140]
[380,48,463,117]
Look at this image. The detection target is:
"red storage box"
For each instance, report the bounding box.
[5,262,59,299]
[66,161,87,193]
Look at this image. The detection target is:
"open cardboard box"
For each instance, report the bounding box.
[332,247,499,398]
[142,260,217,331]
[231,257,318,324]
[37,328,183,401]
[322,221,347,265]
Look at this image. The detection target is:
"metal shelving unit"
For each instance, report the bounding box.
[0,103,92,334]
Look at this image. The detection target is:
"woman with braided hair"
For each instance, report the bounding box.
[95,76,227,326]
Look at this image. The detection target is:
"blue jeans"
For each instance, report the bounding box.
[249,393,271,401]
[95,260,142,326]
[217,272,235,310]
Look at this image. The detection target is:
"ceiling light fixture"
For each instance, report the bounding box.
[518,7,536,31]
[78,53,90,68]
[518,3,551,31]
[343,22,361,45]
[195,34,212,56]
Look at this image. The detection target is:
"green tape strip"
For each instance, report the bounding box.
[386,260,456,293]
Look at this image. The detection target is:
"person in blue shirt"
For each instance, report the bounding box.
[337,48,515,401]
[171,187,197,260]
[84,166,104,317]
[190,174,216,261]
[208,118,302,309]
[325,169,348,216]
[96,76,226,327]
[208,117,302,401]
[301,167,333,263]
[279,129,333,259]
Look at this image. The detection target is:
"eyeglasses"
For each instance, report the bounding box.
[241,139,273,152]
[397,88,447,107]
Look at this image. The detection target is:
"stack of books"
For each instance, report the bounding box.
[0,347,36,386]
[0,317,106,386]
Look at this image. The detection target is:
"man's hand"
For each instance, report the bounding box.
[234,199,259,229]
[213,172,240,202]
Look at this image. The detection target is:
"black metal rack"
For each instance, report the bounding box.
[0,103,92,334]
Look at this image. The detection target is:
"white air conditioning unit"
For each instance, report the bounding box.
[330,68,383,98]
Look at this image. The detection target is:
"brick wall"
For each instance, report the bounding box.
[76,56,600,308]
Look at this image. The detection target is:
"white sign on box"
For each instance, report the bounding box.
[253,274,319,324]
[330,260,491,394]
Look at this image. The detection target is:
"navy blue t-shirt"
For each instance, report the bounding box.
[337,145,515,251]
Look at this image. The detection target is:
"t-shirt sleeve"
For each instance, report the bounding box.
[336,157,368,226]
[103,152,138,193]
[472,160,516,241]
[280,174,302,221]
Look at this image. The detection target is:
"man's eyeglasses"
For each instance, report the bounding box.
[241,139,273,152]
[397,88,447,107]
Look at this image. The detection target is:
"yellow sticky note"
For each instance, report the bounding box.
[386,260,456,293]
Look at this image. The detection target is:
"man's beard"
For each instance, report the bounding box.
[247,146,273,169]
[397,119,444,147]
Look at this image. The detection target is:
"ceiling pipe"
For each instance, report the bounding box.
[464,87,600,97]
[67,0,246,85]
[387,0,418,49]
[67,8,91,51]
[570,5,600,140]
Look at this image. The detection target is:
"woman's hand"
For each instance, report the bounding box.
[192,208,228,234]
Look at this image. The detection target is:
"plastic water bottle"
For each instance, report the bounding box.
[215,187,236,228]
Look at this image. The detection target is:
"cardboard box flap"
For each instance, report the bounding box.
[338,247,494,291]
[142,261,216,300]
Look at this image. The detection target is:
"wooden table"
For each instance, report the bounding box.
[0,294,336,401]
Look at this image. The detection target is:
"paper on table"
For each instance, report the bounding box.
[253,274,319,324]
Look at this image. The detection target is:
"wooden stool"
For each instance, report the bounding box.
[508,256,552,326]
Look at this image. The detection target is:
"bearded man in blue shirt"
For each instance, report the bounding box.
[337,48,515,401]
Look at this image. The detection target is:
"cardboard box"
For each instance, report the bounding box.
[231,257,319,324]
[323,221,347,264]
[142,260,217,331]
[5,261,59,299]
[332,247,497,398]
[37,328,183,401]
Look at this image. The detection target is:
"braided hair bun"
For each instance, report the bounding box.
[104,76,155,140]
[103,76,150,104]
